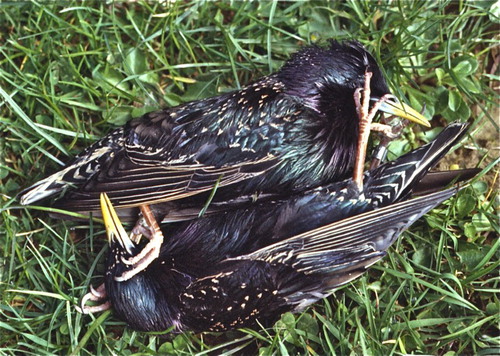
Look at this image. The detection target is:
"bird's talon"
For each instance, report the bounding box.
[121,214,163,267]
[124,229,163,265]
[77,301,112,314]
[131,217,149,243]
[77,283,110,314]
[89,283,107,299]
[114,203,164,280]
[370,123,398,138]
[117,236,163,280]
[391,118,408,137]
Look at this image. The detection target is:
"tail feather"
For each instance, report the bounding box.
[366,122,469,206]
[18,128,124,206]
[413,168,480,195]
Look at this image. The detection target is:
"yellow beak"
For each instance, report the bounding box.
[100,193,134,254]
[377,98,431,127]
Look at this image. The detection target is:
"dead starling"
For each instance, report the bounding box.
[19,40,429,223]
[79,122,473,333]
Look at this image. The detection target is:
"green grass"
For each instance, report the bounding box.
[1,1,498,355]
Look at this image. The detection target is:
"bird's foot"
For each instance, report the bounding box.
[369,118,409,170]
[353,71,404,188]
[370,122,396,138]
[130,216,148,243]
[76,283,111,314]
[116,204,164,282]
[371,116,408,139]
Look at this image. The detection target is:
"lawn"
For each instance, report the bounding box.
[0,1,498,355]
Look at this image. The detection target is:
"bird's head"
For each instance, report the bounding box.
[100,193,138,277]
[278,40,429,128]
[99,193,185,332]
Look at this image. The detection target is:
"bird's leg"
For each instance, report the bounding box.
[116,204,164,282]
[369,133,391,171]
[353,71,374,191]
[75,283,111,314]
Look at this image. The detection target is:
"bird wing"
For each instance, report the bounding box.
[363,122,469,206]
[237,188,457,280]
[58,152,279,210]
[19,82,299,210]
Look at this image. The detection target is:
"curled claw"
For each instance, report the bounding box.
[369,116,410,170]
[76,283,111,314]
[354,77,428,181]
[116,204,164,281]
[130,216,148,243]
[89,283,107,299]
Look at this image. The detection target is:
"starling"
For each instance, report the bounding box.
[79,122,473,333]
[19,40,429,224]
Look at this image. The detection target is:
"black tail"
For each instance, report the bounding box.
[365,122,469,206]
[413,168,480,195]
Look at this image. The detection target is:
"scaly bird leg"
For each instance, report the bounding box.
[353,71,374,191]
[75,283,111,314]
[353,71,399,189]
[115,204,164,282]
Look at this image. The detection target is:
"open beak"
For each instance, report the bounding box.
[100,193,134,254]
[375,97,431,127]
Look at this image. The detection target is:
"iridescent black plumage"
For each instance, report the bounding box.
[19,40,428,222]
[98,123,471,333]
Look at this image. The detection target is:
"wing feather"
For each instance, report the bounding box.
[53,154,279,210]
[239,188,457,273]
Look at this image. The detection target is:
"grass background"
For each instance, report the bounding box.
[0,1,498,355]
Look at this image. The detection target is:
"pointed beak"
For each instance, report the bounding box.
[375,97,431,127]
[100,193,134,254]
